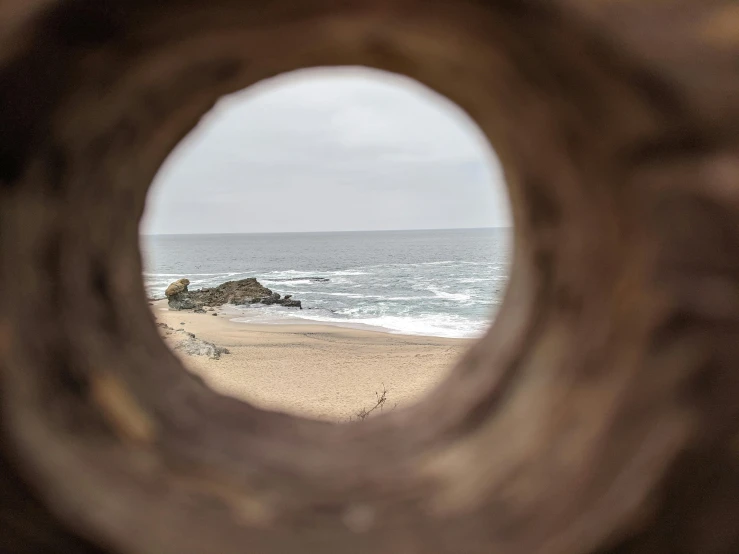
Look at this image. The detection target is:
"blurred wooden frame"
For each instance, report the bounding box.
[1,1,739,553]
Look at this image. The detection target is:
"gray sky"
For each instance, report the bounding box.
[140,67,510,235]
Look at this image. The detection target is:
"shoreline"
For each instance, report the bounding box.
[151,295,486,339]
[151,299,470,420]
[229,310,485,339]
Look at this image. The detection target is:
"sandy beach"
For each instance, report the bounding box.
[152,300,470,421]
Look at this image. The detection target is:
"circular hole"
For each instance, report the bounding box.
[140,67,512,421]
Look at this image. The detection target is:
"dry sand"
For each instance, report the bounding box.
[152,300,470,421]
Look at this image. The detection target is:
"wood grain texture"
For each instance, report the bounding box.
[1,1,738,553]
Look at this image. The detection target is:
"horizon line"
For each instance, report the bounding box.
[140,225,513,237]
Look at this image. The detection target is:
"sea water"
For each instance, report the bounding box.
[141,228,511,338]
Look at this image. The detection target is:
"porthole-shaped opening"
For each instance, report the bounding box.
[141,67,512,420]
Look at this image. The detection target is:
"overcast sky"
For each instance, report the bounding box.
[140,67,510,235]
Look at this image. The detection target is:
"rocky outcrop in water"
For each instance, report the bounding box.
[165,278,189,296]
[165,277,302,310]
[165,278,197,309]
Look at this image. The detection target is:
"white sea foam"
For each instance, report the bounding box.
[342,269,369,274]
[346,315,487,338]
[231,306,489,338]
[261,279,315,285]
[427,287,472,301]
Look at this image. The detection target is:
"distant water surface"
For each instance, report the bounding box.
[141,228,511,338]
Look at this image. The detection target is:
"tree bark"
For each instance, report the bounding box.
[1,1,739,553]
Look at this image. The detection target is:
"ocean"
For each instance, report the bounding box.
[141,228,511,338]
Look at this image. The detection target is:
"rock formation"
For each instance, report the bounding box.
[165,278,190,297]
[157,323,230,359]
[171,329,230,360]
[164,278,196,309]
[165,277,302,310]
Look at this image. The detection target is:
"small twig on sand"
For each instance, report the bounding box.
[352,384,389,421]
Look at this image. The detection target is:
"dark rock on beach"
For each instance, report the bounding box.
[165,277,303,311]
[280,294,302,308]
[156,322,228,359]
[173,330,229,360]
[165,278,189,297]
[166,279,197,310]
[260,292,281,305]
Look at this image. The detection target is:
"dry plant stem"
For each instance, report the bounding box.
[353,385,389,421]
